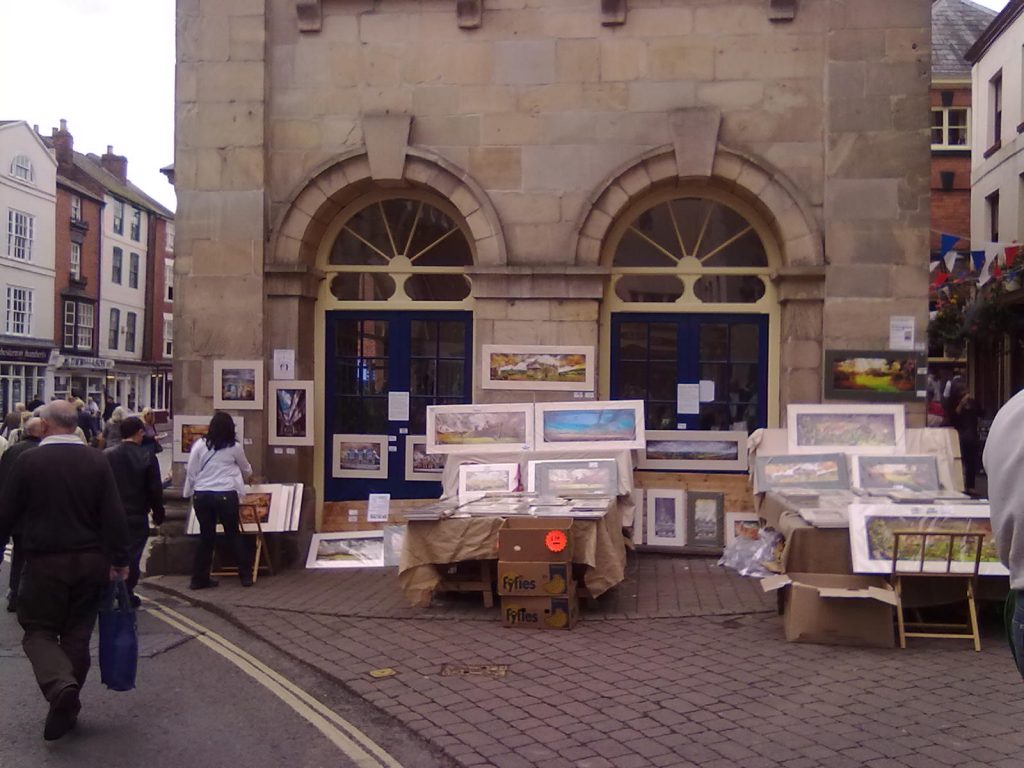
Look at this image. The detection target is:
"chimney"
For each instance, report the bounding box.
[101,144,128,183]
[51,119,74,165]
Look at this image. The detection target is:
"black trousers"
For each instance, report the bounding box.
[2,533,26,596]
[192,491,250,584]
[126,519,150,595]
[17,550,108,701]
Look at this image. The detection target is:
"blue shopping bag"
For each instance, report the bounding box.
[98,579,138,691]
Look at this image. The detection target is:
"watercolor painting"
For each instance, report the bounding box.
[427,403,534,454]
[481,345,595,391]
[854,455,940,491]
[214,360,264,410]
[639,430,747,471]
[534,400,645,450]
[787,404,906,455]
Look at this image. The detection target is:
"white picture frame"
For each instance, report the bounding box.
[306,531,386,569]
[332,434,389,479]
[172,414,245,463]
[847,504,1007,577]
[186,483,292,534]
[480,344,596,392]
[534,399,645,451]
[725,513,762,546]
[786,404,906,455]
[639,430,748,471]
[213,359,264,410]
[633,489,645,545]
[646,489,686,548]
[852,455,940,491]
[404,435,446,482]
[426,402,534,454]
[527,459,619,497]
[267,380,314,446]
[457,463,520,502]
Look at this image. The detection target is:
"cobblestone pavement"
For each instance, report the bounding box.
[145,556,1022,768]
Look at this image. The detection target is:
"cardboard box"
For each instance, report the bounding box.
[497,561,572,596]
[501,593,579,630]
[761,572,896,648]
[498,517,574,563]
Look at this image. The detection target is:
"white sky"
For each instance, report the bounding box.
[0,0,1012,215]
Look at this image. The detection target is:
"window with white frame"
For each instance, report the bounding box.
[129,252,139,289]
[7,209,34,261]
[63,300,95,350]
[111,247,123,283]
[125,311,137,352]
[108,308,120,350]
[70,195,82,222]
[163,313,173,357]
[5,286,33,336]
[10,155,33,182]
[164,259,173,301]
[130,208,141,241]
[931,107,970,149]
[112,199,124,235]
[70,242,81,279]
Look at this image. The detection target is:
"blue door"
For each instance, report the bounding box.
[610,313,769,433]
[324,310,472,501]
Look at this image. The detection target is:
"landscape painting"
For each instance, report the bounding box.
[214,360,264,410]
[824,350,925,402]
[481,345,595,391]
[639,430,747,471]
[787,404,906,455]
[306,532,386,569]
[332,434,388,479]
[458,463,519,502]
[268,380,314,446]
[405,436,446,481]
[854,455,940,491]
[172,415,245,462]
[533,459,619,497]
[686,491,724,549]
[754,453,851,492]
[427,403,534,454]
[534,400,645,450]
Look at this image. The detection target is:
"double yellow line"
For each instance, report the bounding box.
[144,598,402,768]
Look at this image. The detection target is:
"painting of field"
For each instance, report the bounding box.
[825,351,923,401]
[864,515,998,568]
[856,456,939,491]
[542,408,637,443]
[795,413,897,448]
[488,351,586,384]
[646,439,739,462]
[464,468,515,493]
[434,411,529,445]
[762,458,842,485]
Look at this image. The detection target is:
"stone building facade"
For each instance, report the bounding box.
[174,0,932,514]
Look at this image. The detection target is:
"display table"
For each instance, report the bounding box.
[398,500,627,607]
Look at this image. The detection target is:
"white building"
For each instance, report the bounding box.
[0,120,57,412]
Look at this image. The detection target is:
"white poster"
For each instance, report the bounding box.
[388,391,410,422]
[889,316,915,351]
[698,380,715,402]
[273,349,296,380]
[676,383,700,415]
[367,493,391,523]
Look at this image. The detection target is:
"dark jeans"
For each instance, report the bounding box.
[1013,592,1024,679]
[2,533,26,596]
[17,550,108,701]
[192,491,249,584]
[126,519,150,595]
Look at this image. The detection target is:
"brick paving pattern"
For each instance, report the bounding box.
[146,555,1022,768]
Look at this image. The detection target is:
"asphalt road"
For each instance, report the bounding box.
[0,587,452,768]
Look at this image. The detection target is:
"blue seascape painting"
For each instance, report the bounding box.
[542,408,637,443]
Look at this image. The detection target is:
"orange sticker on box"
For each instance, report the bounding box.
[545,530,568,553]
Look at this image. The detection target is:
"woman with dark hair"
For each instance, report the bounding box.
[184,412,254,588]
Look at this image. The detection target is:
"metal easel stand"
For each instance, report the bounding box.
[211,516,275,584]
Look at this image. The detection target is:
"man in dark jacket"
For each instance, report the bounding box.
[0,400,129,741]
[0,416,45,611]
[105,416,165,607]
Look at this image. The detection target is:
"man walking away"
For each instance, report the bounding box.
[105,416,165,607]
[984,389,1024,677]
[0,401,129,741]
[0,417,45,611]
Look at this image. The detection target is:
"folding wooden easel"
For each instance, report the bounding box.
[211,515,275,584]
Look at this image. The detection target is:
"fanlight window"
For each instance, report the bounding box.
[612,196,770,305]
[328,198,472,303]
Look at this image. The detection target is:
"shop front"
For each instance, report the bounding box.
[52,353,114,408]
[0,342,54,414]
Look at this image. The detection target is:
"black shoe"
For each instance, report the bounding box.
[189,578,219,590]
[44,684,80,741]
[240,576,254,587]
[129,593,142,609]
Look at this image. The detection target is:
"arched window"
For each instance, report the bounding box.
[10,155,34,183]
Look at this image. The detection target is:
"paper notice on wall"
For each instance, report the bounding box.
[699,380,715,402]
[889,316,915,351]
[367,493,391,522]
[677,383,700,414]
[388,391,410,422]
[273,349,296,380]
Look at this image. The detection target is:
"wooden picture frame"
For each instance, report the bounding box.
[480,344,596,391]
[267,380,314,446]
[172,414,245,463]
[725,513,761,546]
[686,491,725,549]
[404,435,446,482]
[823,349,926,402]
[646,489,685,548]
[787,404,906,455]
[213,359,264,410]
[753,453,851,492]
[638,430,747,471]
[426,402,534,454]
[331,434,389,479]
[528,459,619,497]
[306,531,386,569]
[457,463,520,502]
[847,504,1007,577]
[852,455,940,491]
[534,399,645,451]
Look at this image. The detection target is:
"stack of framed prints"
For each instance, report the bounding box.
[306,531,386,569]
[643,489,726,553]
[457,463,520,502]
[753,453,851,493]
[186,483,303,534]
[173,414,245,463]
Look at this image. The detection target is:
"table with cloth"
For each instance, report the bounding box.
[398,448,633,606]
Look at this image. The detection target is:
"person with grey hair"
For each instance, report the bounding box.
[0,416,45,611]
[0,400,129,740]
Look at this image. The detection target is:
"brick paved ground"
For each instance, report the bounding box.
[145,556,1022,768]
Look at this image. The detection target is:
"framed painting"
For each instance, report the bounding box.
[847,504,1007,577]
[725,513,761,546]
[638,430,747,471]
[786,404,906,455]
[186,483,290,534]
[823,350,926,402]
[633,489,645,545]
[686,491,725,549]
[534,400,645,451]
[306,531,386,569]
[753,453,851,492]
[172,414,245,463]
[480,344,596,391]
[213,359,264,410]
[528,459,619,497]
[458,463,520,502]
[853,455,940,492]
[267,380,314,446]
[426,402,534,454]
[331,434,389,479]
[646,489,685,548]
[404,435,446,481]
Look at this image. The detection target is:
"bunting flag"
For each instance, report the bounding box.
[943,250,960,272]
[971,250,986,272]
[940,233,960,256]
[930,268,948,289]
[978,244,1003,287]
[1005,244,1020,270]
